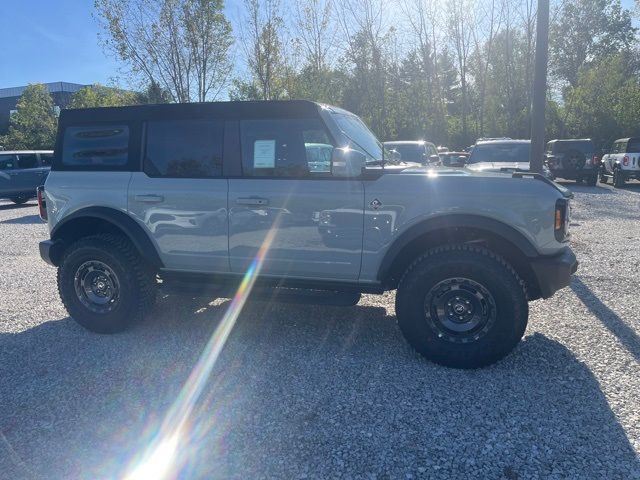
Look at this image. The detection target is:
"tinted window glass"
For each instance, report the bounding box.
[17,154,38,169]
[626,139,640,153]
[145,120,223,178]
[385,144,424,163]
[468,143,530,163]
[241,119,333,177]
[0,155,17,170]
[63,125,129,166]
[40,153,53,166]
[554,141,594,155]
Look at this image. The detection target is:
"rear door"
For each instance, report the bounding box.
[15,153,46,194]
[0,154,18,195]
[228,117,364,280]
[128,118,229,272]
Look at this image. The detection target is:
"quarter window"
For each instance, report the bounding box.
[144,119,223,178]
[240,119,334,177]
[63,125,129,167]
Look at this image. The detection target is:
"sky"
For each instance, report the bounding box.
[0,0,637,90]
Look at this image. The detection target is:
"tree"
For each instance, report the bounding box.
[69,84,138,108]
[137,81,173,104]
[232,0,288,100]
[0,84,57,150]
[550,0,636,88]
[95,0,233,103]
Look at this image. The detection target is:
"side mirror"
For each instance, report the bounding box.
[428,154,441,164]
[389,150,401,162]
[331,147,367,177]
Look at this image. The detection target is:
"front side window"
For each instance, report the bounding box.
[63,125,129,167]
[0,154,17,170]
[331,112,382,163]
[240,119,334,177]
[17,154,38,169]
[144,119,223,178]
[40,153,53,166]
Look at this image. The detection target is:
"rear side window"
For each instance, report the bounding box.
[626,139,640,153]
[62,125,129,167]
[144,119,223,178]
[17,154,38,169]
[0,155,17,170]
[240,119,334,177]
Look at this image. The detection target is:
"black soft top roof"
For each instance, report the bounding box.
[58,100,323,124]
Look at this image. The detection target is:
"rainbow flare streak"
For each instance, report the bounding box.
[123,224,280,480]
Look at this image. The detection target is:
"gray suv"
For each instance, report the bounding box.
[0,150,52,204]
[38,101,577,368]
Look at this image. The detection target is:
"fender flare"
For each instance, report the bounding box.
[51,206,163,269]
[377,214,539,282]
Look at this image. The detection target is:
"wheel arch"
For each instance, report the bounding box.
[377,215,542,299]
[50,207,163,269]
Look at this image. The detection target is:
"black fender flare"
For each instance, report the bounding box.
[377,214,539,283]
[51,206,163,269]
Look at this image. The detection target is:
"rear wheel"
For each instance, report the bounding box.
[57,234,157,333]
[10,195,29,204]
[395,245,528,369]
[613,168,625,188]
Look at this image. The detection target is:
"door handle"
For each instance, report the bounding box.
[135,194,164,203]
[236,197,269,206]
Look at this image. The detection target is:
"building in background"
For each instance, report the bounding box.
[0,82,86,134]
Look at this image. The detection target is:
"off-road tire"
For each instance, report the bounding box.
[585,174,597,186]
[395,245,528,369]
[57,234,157,333]
[613,168,625,188]
[10,196,29,205]
[599,171,608,184]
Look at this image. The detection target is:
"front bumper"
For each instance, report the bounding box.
[39,239,65,267]
[530,247,578,299]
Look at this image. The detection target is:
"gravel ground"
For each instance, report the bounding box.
[0,182,639,479]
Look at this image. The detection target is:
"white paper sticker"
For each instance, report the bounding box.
[254,140,276,168]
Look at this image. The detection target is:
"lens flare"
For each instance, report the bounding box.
[122,223,280,480]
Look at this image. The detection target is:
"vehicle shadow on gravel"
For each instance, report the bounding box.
[571,277,640,364]
[0,295,638,479]
[0,214,44,225]
[0,202,36,211]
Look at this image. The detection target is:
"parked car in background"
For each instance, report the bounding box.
[0,150,52,204]
[466,139,553,178]
[545,139,599,186]
[600,137,640,187]
[383,140,439,165]
[439,151,469,167]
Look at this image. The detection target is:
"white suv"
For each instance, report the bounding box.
[600,137,640,187]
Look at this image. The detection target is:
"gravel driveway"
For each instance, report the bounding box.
[0,183,639,479]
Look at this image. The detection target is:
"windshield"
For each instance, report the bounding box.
[468,143,530,164]
[385,144,425,163]
[331,112,383,163]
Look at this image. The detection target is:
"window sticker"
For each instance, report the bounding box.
[254,140,276,168]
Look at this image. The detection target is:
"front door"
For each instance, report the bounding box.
[228,118,364,280]
[128,118,229,272]
[15,153,45,195]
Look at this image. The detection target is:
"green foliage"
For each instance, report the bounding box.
[0,84,57,150]
[69,84,138,108]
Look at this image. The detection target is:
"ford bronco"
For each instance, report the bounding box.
[38,101,577,368]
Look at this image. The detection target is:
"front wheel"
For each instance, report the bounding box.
[395,245,528,369]
[57,234,157,333]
